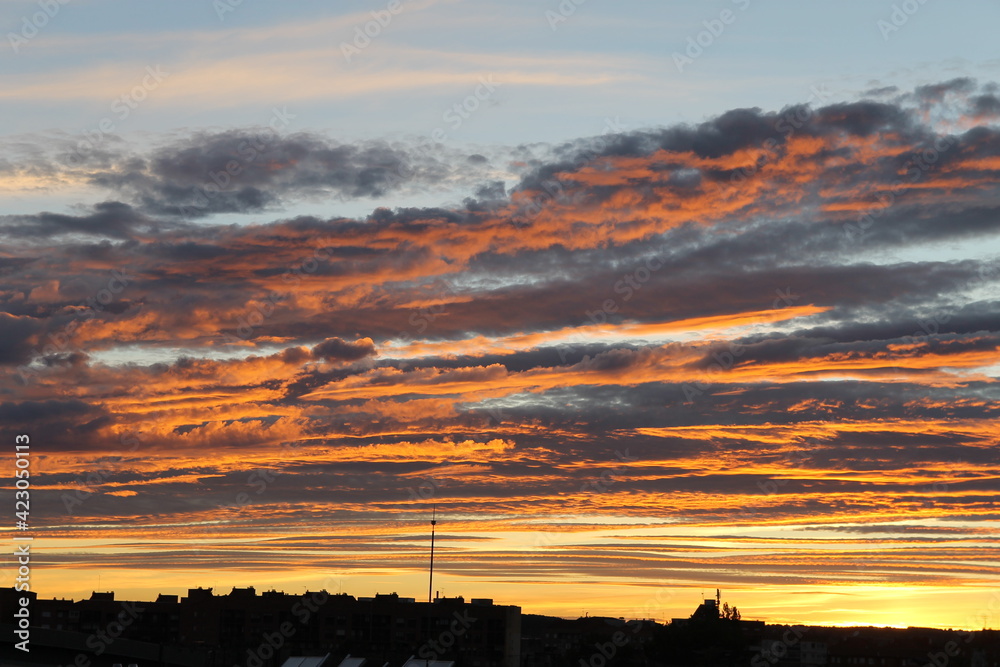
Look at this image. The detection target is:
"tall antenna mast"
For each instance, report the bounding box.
[428,505,437,604]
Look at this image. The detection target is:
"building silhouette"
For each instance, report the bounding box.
[3,587,1000,667]
[0,586,519,667]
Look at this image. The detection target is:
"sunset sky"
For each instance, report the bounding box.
[3,0,1000,630]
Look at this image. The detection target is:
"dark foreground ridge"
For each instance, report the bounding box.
[2,587,999,667]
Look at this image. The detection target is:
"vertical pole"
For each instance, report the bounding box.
[428,505,437,604]
[427,505,437,667]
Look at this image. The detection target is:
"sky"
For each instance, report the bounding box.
[2,0,1000,631]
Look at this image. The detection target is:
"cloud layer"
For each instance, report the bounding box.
[2,79,999,627]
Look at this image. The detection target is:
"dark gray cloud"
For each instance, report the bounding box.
[0,201,150,239]
[0,313,41,366]
[4,130,501,221]
[913,77,978,103]
[311,336,377,362]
